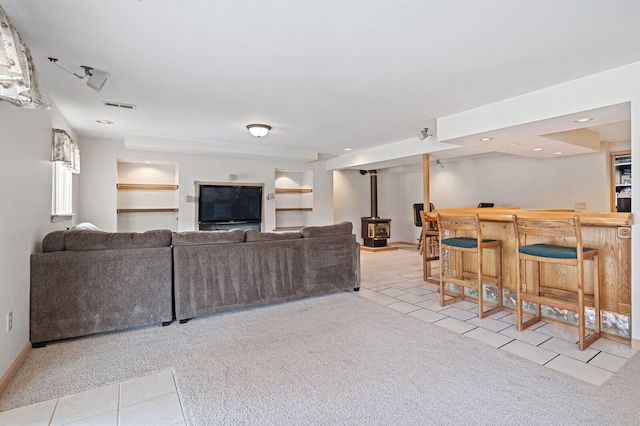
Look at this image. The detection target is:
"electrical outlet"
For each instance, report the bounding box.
[575,202,587,210]
[6,311,12,332]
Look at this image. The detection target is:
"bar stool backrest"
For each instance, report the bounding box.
[513,215,585,261]
[437,214,482,245]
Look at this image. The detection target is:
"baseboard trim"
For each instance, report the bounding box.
[360,245,399,252]
[389,241,419,247]
[0,342,31,397]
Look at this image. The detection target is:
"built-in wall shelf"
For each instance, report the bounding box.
[611,151,631,212]
[275,188,312,193]
[275,170,313,230]
[117,208,179,213]
[116,161,179,232]
[116,184,179,190]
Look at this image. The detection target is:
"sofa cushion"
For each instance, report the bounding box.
[172,229,245,246]
[64,229,172,251]
[244,230,301,242]
[42,231,67,252]
[300,221,352,238]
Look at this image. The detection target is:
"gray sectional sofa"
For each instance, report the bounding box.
[172,222,360,322]
[30,222,360,346]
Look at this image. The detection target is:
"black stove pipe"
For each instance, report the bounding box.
[360,169,378,218]
[370,170,378,218]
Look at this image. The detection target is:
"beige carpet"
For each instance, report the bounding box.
[1,291,639,425]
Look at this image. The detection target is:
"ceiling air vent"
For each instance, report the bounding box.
[103,101,136,110]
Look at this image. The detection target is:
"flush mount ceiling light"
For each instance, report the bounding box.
[96,119,113,124]
[532,147,544,152]
[246,124,271,138]
[574,117,593,123]
[480,137,493,141]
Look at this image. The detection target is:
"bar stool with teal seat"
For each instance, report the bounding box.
[437,214,503,318]
[513,215,600,350]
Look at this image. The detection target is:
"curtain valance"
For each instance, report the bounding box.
[52,129,80,174]
[0,5,50,109]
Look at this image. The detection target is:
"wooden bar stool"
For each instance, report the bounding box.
[421,211,440,284]
[437,214,503,318]
[512,215,600,350]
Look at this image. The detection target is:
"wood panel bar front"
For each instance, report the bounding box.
[427,208,633,321]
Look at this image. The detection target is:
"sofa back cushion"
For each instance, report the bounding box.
[244,230,301,242]
[64,229,172,251]
[42,230,67,252]
[172,229,245,246]
[300,221,353,238]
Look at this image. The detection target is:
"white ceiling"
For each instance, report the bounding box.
[2,0,638,165]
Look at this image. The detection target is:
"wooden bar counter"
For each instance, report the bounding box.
[426,208,633,325]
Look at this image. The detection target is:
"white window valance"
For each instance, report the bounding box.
[52,128,80,174]
[0,5,50,109]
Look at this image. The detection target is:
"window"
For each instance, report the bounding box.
[51,128,79,218]
[52,161,73,216]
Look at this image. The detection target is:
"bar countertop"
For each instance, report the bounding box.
[427,208,633,227]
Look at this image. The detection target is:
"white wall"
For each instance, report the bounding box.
[78,137,334,233]
[378,170,422,244]
[430,151,610,210]
[333,169,370,242]
[335,149,613,245]
[0,101,76,382]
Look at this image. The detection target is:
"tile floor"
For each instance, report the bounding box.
[0,370,185,426]
[1,245,637,424]
[358,245,637,387]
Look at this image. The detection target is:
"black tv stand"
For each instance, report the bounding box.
[199,221,260,231]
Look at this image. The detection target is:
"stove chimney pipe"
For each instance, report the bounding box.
[370,170,378,218]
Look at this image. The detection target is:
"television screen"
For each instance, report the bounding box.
[198,185,262,223]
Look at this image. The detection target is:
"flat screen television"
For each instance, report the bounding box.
[198,184,262,224]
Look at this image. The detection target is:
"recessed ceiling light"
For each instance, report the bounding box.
[554,151,564,155]
[508,143,519,147]
[574,118,593,123]
[96,119,113,124]
[344,148,353,151]
[480,137,493,141]
[532,148,543,152]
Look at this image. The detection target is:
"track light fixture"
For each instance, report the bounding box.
[48,57,108,93]
[430,159,445,169]
[418,128,436,141]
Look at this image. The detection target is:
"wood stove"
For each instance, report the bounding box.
[360,170,391,248]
